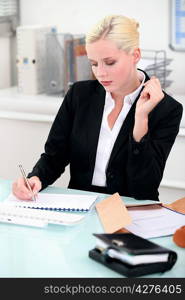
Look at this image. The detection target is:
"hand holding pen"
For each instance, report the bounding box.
[12,165,42,201]
[18,164,37,201]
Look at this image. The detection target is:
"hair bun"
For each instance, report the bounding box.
[135,22,139,29]
[131,18,139,29]
[173,225,185,248]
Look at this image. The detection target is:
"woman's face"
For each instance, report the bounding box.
[86,39,140,96]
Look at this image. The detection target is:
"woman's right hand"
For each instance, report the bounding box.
[12,176,42,200]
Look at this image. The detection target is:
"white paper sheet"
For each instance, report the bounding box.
[4,192,97,211]
[125,205,185,238]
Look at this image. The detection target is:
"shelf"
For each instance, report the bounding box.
[0,86,63,122]
[0,87,184,127]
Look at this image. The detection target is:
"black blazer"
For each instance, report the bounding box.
[28,71,183,200]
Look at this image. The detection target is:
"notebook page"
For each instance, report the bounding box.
[0,203,85,225]
[4,193,97,211]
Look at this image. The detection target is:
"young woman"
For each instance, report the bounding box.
[12,15,183,201]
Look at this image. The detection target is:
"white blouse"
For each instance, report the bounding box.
[92,70,145,187]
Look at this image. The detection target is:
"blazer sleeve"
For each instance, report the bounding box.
[28,84,76,189]
[127,95,183,200]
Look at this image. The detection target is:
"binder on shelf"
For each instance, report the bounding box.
[45,33,93,96]
[45,32,74,95]
[89,233,177,277]
[73,35,92,82]
[16,25,56,95]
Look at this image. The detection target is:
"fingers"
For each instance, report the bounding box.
[136,76,164,117]
[141,76,164,103]
[29,176,42,199]
[12,176,41,200]
[12,177,31,200]
[143,76,161,92]
[29,176,42,193]
[143,76,160,84]
[140,89,150,101]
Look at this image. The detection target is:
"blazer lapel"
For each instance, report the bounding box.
[108,88,144,166]
[108,70,149,165]
[86,83,106,169]
[86,70,149,173]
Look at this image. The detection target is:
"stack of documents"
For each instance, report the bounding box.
[95,193,185,239]
[125,204,185,239]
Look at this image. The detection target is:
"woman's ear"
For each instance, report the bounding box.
[132,48,141,64]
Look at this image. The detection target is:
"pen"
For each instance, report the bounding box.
[18,164,36,201]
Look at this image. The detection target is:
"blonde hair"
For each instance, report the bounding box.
[85,15,139,53]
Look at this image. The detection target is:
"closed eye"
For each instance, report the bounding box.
[105,61,116,66]
[90,61,116,67]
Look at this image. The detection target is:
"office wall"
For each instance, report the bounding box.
[17,0,184,95]
[0,0,184,94]
[0,116,69,188]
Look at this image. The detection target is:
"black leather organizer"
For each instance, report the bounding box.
[89,233,177,277]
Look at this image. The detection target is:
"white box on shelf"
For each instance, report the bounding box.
[16,25,56,95]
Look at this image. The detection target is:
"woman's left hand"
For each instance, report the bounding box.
[133,76,164,142]
[135,76,164,119]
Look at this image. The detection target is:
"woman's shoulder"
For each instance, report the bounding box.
[163,92,183,112]
[72,79,101,93]
[63,79,104,109]
[149,92,183,123]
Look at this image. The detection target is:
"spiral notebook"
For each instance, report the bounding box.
[4,192,97,212]
[0,203,85,227]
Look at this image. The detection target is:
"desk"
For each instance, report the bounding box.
[0,178,184,278]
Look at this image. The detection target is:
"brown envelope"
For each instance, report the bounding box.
[96,193,132,233]
[163,197,185,214]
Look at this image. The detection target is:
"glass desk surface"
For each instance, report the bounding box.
[0,178,184,278]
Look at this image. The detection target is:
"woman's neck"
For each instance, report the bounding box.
[111,75,141,103]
